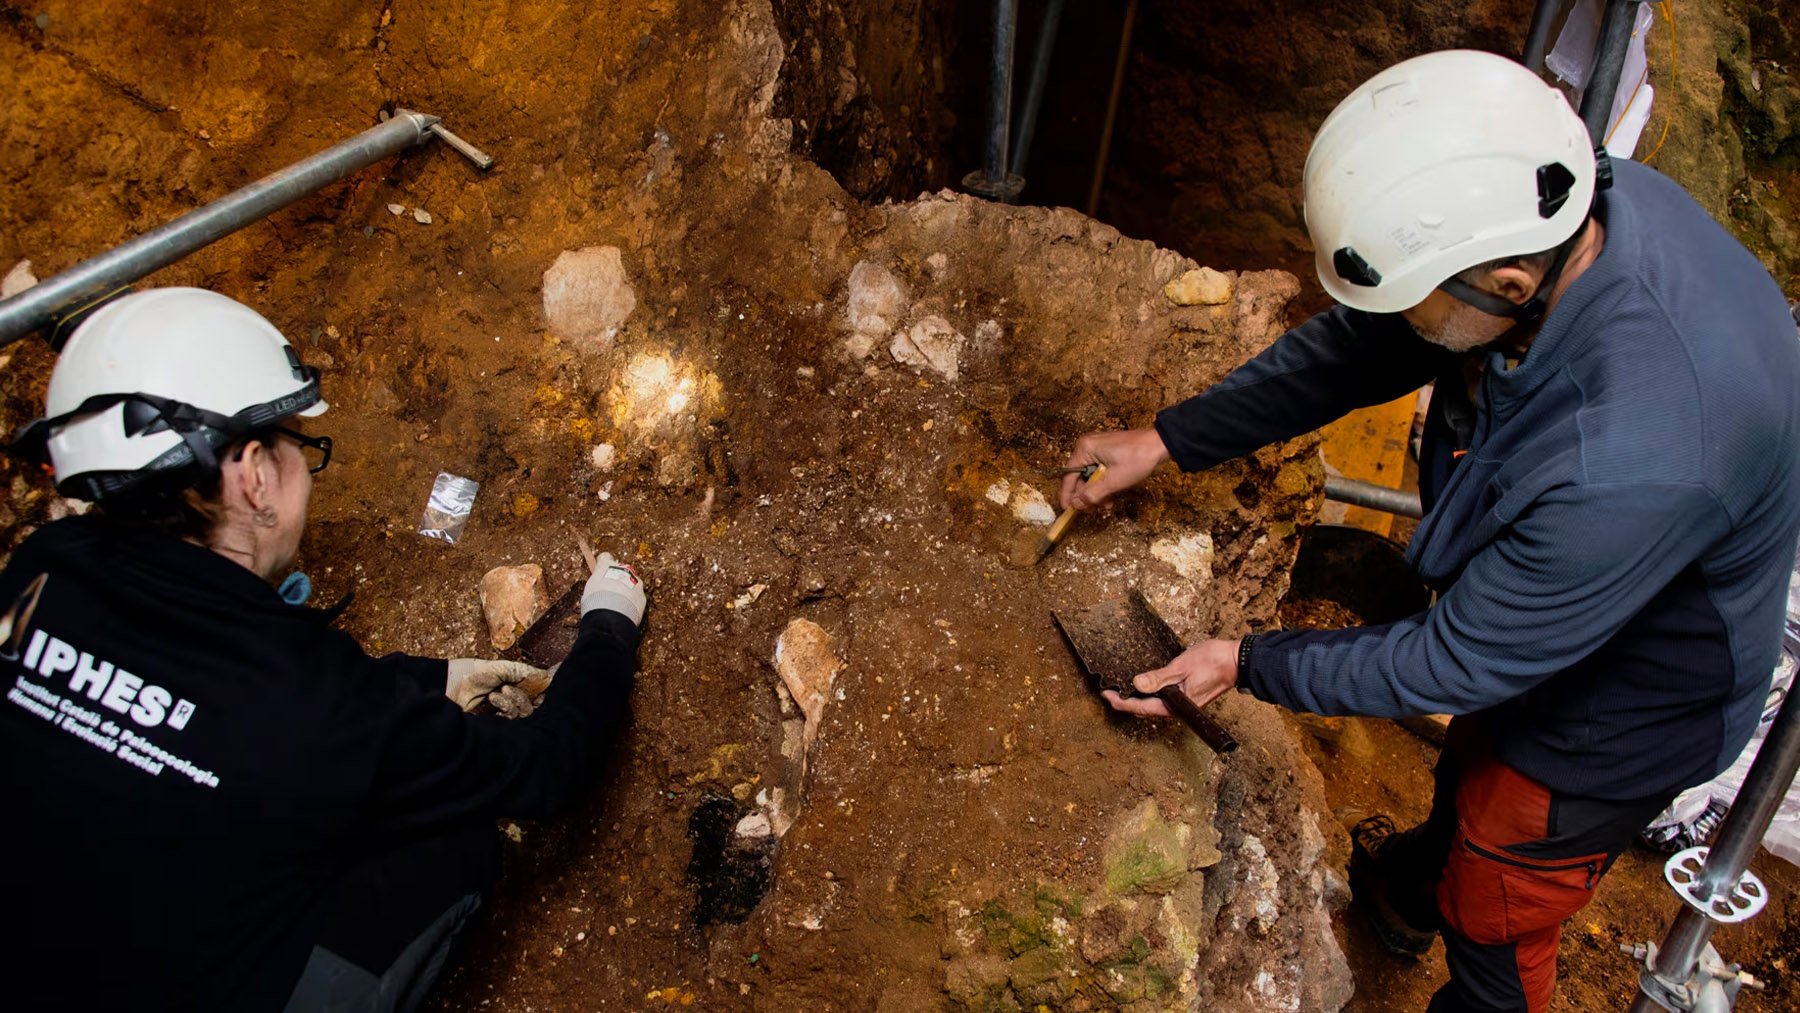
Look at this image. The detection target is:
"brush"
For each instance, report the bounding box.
[1032,463,1106,564]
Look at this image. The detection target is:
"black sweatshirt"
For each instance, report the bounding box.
[0,517,640,1011]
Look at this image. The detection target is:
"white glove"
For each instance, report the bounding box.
[446,658,551,718]
[581,551,646,626]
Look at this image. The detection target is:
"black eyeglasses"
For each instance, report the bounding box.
[234,427,332,474]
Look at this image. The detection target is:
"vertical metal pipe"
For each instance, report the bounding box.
[1578,0,1645,146]
[1086,0,1139,218]
[1630,670,1800,1010]
[1694,685,1800,900]
[0,111,444,348]
[1009,0,1067,179]
[984,0,1020,188]
[1522,0,1564,73]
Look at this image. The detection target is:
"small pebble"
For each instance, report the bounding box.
[412,208,433,224]
[387,203,405,216]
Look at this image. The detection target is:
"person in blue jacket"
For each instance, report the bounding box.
[1061,51,1800,1013]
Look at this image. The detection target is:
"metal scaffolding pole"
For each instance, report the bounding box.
[0,110,491,348]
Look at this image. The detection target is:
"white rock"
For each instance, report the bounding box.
[386,203,405,216]
[1150,531,1215,584]
[890,315,965,380]
[543,246,637,348]
[972,319,1003,349]
[984,480,1011,506]
[2,260,37,298]
[765,786,796,837]
[734,811,774,839]
[843,332,880,360]
[46,498,90,521]
[925,252,949,280]
[412,207,433,225]
[590,443,616,471]
[843,260,908,345]
[1238,834,1282,936]
[775,619,844,752]
[1164,266,1233,306]
[479,564,550,650]
[730,583,769,610]
[1010,485,1056,525]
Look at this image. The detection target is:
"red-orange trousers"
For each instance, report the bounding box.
[1420,721,1672,1013]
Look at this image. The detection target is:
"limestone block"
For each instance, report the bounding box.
[479,564,550,651]
[542,246,637,348]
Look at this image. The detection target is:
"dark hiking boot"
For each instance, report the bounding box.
[1348,814,1440,958]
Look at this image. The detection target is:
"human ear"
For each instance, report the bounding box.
[233,440,278,513]
[1488,264,1540,306]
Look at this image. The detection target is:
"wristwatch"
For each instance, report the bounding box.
[1235,633,1260,690]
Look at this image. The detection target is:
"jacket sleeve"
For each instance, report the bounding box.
[359,610,641,833]
[1154,305,1445,471]
[1239,481,1728,716]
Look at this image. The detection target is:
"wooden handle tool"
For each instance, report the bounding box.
[1154,685,1239,754]
[1033,464,1106,564]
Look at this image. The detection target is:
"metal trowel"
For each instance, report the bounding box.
[496,539,600,691]
[1052,590,1239,754]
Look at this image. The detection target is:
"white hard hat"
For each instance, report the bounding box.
[1303,50,1598,314]
[16,288,326,501]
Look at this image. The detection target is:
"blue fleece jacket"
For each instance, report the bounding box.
[1154,160,1800,799]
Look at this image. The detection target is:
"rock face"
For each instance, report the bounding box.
[542,246,637,347]
[479,564,550,651]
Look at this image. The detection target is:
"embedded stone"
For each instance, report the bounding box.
[1163,266,1233,306]
[543,246,637,348]
[480,564,551,650]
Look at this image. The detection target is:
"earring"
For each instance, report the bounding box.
[253,508,278,528]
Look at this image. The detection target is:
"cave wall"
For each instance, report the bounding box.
[767,0,968,200]
[1649,1,1800,293]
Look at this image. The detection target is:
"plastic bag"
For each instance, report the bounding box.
[419,472,479,544]
[1642,568,1800,867]
[1545,0,1658,157]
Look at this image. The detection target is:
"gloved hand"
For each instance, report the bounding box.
[581,552,647,626]
[445,658,551,718]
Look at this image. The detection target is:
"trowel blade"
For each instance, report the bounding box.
[1051,591,1184,698]
[502,580,584,670]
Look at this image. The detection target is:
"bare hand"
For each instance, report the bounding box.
[1059,428,1172,511]
[1102,639,1239,718]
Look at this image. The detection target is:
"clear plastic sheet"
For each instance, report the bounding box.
[418,472,479,544]
[1644,563,1800,867]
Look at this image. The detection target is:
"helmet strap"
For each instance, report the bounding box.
[1436,220,1586,331]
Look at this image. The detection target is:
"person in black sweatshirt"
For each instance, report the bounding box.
[0,287,646,1012]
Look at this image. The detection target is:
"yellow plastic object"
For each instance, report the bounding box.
[1318,390,1420,537]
